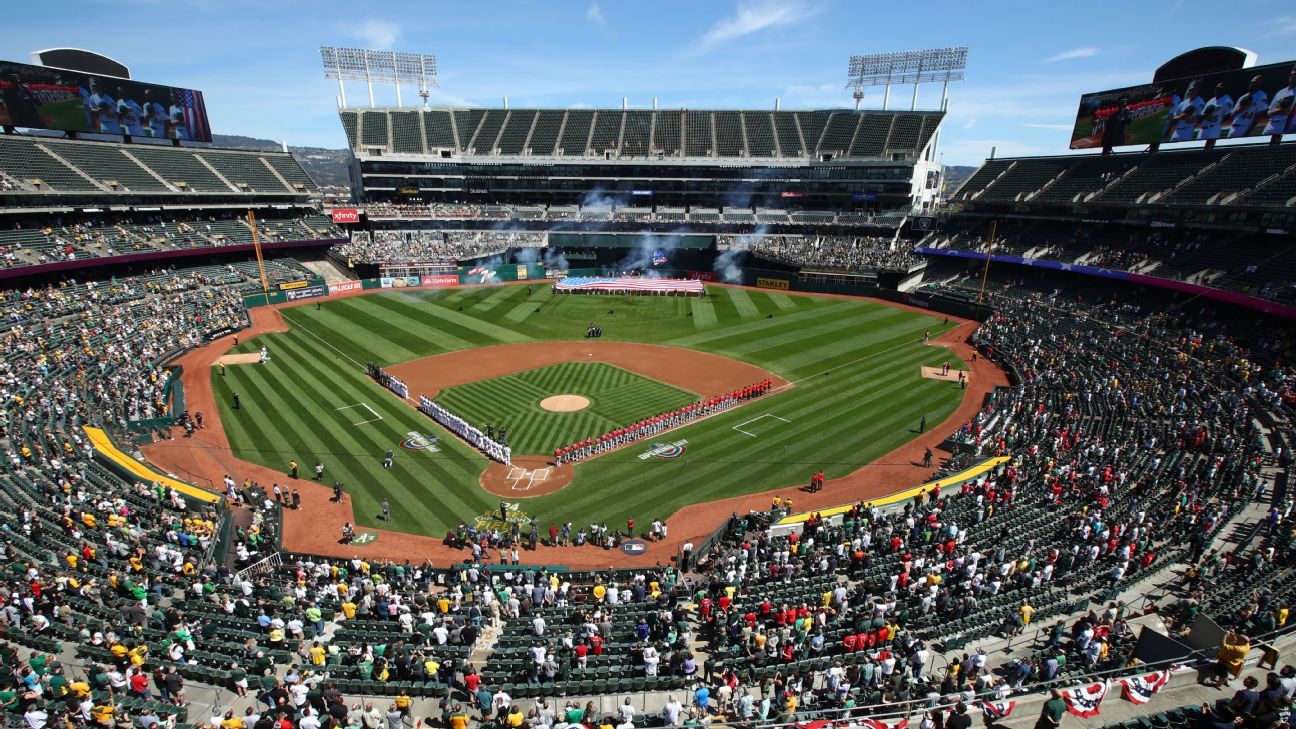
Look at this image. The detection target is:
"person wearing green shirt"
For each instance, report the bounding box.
[1036,689,1066,728]
[46,669,67,700]
[229,665,248,697]
[0,687,17,713]
[27,654,47,677]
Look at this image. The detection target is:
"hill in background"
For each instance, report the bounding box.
[213,134,350,193]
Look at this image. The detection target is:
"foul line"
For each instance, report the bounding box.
[733,413,792,437]
[336,402,383,425]
[280,308,365,370]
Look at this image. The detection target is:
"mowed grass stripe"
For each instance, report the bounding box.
[727,288,761,319]
[273,331,491,529]
[417,299,533,343]
[666,298,855,346]
[374,294,509,350]
[767,291,799,311]
[713,306,907,359]
[764,315,931,373]
[690,299,717,327]
[470,284,522,312]
[287,306,415,366]
[503,298,541,323]
[360,296,476,352]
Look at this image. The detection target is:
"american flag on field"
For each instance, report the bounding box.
[180,88,211,142]
[554,277,704,294]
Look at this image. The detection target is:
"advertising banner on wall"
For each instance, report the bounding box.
[756,277,791,290]
[284,284,327,301]
[380,276,421,288]
[420,275,458,287]
[331,209,360,224]
[328,281,363,295]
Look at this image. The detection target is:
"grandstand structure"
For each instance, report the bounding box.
[339,106,945,213]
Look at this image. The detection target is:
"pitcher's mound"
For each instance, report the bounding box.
[921,366,966,383]
[540,395,590,412]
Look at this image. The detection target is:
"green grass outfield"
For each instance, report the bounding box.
[436,362,697,457]
[212,284,965,536]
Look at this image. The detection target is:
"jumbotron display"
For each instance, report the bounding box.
[1069,59,1296,148]
[0,58,211,141]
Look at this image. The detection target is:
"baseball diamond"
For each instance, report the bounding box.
[207,283,964,537]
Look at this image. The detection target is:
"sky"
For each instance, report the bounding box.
[3,0,1295,165]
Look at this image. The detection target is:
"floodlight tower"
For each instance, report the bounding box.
[845,47,967,111]
[321,47,438,109]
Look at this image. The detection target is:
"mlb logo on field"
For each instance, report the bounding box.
[621,539,649,555]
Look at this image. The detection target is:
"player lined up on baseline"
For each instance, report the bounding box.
[553,379,774,466]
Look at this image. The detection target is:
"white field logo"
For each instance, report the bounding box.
[402,431,440,453]
[638,439,688,460]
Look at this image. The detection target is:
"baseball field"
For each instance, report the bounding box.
[212,283,965,536]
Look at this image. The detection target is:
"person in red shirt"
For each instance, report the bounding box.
[463,670,481,693]
[842,634,858,652]
[589,635,603,655]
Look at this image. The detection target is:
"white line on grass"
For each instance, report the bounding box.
[335,402,384,425]
[732,413,792,437]
[775,339,919,391]
[280,309,365,370]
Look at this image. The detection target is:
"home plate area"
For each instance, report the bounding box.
[506,465,551,491]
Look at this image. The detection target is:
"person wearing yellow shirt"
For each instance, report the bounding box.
[128,645,148,667]
[66,554,79,570]
[68,681,91,699]
[423,658,440,677]
[127,556,143,572]
[268,627,285,645]
[220,709,246,729]
[1020,601,1035,628]
[507,706,525,728]
[109,644,129,662]
[341,601,357,620]
[436,597,450,614]
[448,707,470,729]
[309,643,326,666]
[593,585,606,602]
[91,701,114,726]
[82,513,96,528]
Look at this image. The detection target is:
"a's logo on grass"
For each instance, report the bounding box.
[621,539,649,555]
[638,439,688,460]
[402,432,440,453]
[352,532,378,545]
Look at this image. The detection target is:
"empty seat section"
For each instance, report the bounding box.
[560,110,594,155]
[497,110,536,154]
[621,111,652,156]
[389,111,424,154]
[743,112,775,157]
[127,147,230,192]
[470,110,507,153]
[772,112,804,156]
[340,110,360,148]
[43,141,168,192]
[360,111,389,148]
[654,111,682,156]
[0,137,99,191]
[715,111,744,156]
[422,110,456,149]
[818,112,859,154]
[885,114,922,153]
[849,114,891,157]
[954,159,1013,200]
[455,110,486,151]
[197,151,290,192]
[589,111,623,154]
[797,111,830,153]
[978,159,1068,202]
[263,155,317,191]
[684,111,712,157]
[528,111,564,155]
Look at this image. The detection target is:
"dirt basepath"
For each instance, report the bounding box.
[142,283,1007,568]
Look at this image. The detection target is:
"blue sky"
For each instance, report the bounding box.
[3,0,1294,164]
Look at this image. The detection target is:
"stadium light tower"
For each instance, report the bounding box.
[320,47,437,109]
[846,47,967,111]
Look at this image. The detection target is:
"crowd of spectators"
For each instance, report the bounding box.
[333,231,544,265]
[0,212,340,270]
[719,235,923,273]
[355,203,890,229]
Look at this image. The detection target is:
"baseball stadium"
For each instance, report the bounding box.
[0,7,1295,729]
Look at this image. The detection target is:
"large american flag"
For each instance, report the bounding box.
[554,277,705,295]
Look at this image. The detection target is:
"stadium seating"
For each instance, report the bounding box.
[0,135,103,191]
[423,109,457,150]
[342,108,947,161]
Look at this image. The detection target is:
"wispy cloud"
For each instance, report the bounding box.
[1043,47,1100,63]
[691,0,817,53]
[586,3,606,27]
[1269,16,1296,36]
[352,19,401,50]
